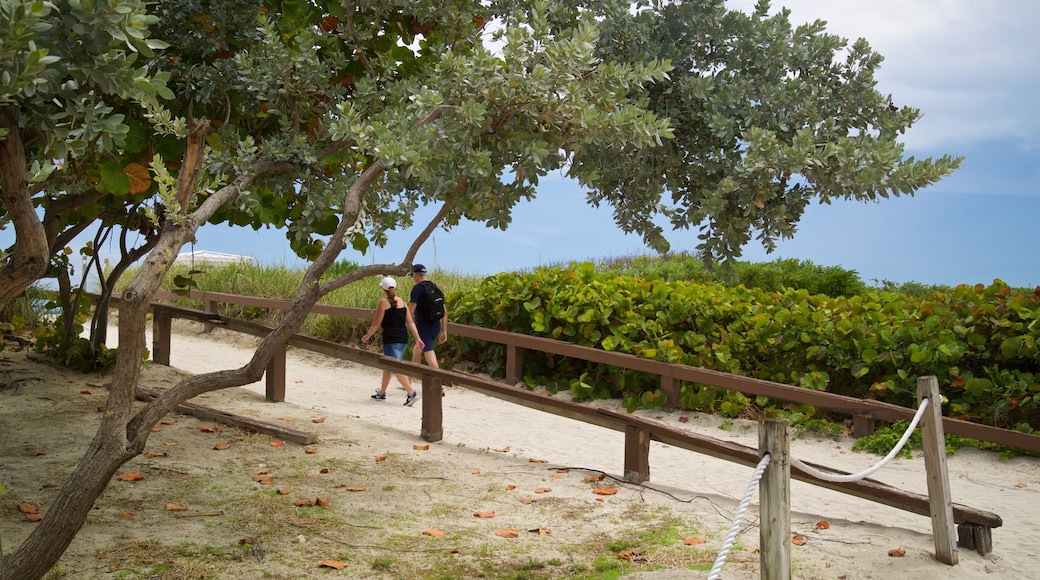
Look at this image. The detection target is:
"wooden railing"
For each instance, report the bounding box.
[145,298,1002,532]
[153,290,1040,454]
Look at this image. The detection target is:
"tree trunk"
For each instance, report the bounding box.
[0,110,49,308]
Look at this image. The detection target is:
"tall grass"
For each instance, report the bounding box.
[114,260,487,343]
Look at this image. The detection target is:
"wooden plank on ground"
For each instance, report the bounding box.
[135,387,318,445]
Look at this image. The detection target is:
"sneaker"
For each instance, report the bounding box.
[404,391,420,407]
[371,391,386,401]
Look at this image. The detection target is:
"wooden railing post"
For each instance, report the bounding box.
[265,343,286,402]
[661,375,681,409]
[760,419,791,580]
[623,425,650,483]
[505,344,524,386]
[152,308,172,365]
[203,298,219,333]
[421,374,444,442]
[918,376,958,565]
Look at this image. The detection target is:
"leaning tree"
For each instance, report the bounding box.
[0,1,960,578]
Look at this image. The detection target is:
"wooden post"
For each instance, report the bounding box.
[852,414,876,437]
[661,375,681,409]
[505,344,524,386]
[421,374,443,442]
[152,309,172,365]
[623,425,650,483]
[203,298,219,333]
[760,419,790,580]
[265,343,286,402]
[918,376,958,565]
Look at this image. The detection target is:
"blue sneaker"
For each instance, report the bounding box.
[404,391,420,406]
[371,391,386,401]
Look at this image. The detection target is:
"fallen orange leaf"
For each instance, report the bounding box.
[277,417,295,422]
[529,528,550,535]
[316,497,331,507]
[791,534,807,546]
[161,420,175,426]
[423,529,445,537]
[529,458,547,463]
[888,548,906,557]
[305,448,318,454]
[474,510,496,518]
[814,520,830,530]
[495,529,519,538]
[165,503,188,511]
[312,417,326,423]
[320,468,335,474]
[1015,482,1027,488]
[27,450,46,456]
[446,548,460,554]
[375,455,387,462]
[678,416,689,423]
[118,512,135,518]
[17,503,38,514]
[25,514,43,522]
[347,487,365,492]
[413,444,430,451]
[255,469,271,474]
[583,474,606,482]
[534,487,551,494]
[163,441,177,447]
[213,443,230,451]
[144,452,165,458]
[318,560,345,570]
[277,489,291,495]
[199,426,218,433]
[472,470,480,475]
[270,441,285,447]
[294,499,315,507]
[505,484,516,491]
[682,537,706,546]
[151,426,161,433]
[592,488,617,495]
[520,498,534,505]
[80,389,93,395]
[489,446,510,452]
[253,476,274,485]
[118,473,144,482]
[617,551,632,561]
[555,469,569,473]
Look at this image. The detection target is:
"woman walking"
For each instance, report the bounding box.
[361,276,424,406]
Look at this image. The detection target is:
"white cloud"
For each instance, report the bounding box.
[725,0,1040,151]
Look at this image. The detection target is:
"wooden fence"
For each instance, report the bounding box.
[142,290,1015,555]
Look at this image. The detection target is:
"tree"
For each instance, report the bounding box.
[0,1,672,577]
[0,0,960,577]
[557,0,961,263]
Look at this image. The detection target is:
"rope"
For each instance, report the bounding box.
[791,397,930,483]
[707,453,771,580]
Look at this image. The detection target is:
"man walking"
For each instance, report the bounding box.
[408,264,448,373]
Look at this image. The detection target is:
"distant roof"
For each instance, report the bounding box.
[174,250,255,266]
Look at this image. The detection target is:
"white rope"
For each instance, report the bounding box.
[707,453,772,580]
[791,397,930,483]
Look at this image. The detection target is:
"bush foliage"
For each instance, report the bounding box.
[448,263,1040,433]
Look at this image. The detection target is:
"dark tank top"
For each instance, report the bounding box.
[381,300,408,344]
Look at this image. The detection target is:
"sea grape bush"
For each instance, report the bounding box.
[449,264,1040,432]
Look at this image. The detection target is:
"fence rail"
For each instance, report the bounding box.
[154,290,1040,453]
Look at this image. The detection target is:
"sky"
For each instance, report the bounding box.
[82,1,1040,288]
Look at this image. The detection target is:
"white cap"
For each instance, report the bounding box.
[379,276,396,291]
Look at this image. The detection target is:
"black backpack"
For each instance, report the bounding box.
[419,280,445,322]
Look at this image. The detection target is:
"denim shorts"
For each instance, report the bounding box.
[383,343,406,359]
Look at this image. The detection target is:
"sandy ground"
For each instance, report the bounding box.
[2,321,1038,578]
